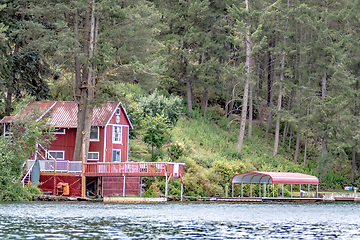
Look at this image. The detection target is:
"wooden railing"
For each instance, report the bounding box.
[25,160,185,177]
[84,162,183,177]
[26,160,82,173]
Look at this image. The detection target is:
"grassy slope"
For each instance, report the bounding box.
[129,108,350,197]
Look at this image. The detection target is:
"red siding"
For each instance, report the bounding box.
[39,174,81,197]
[122,126,129,162]
[108,107,131,126]
[105,125,129,162]
[105,125,113,162]
[102,177,140,196]
[88,126,105,162]
[49,128,76,160]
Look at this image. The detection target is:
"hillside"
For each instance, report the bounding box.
[128,106,351,198]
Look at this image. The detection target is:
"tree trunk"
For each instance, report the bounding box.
[202,87,209,117]
[303,102,310,166]
[273,0,289,156]
[265,42,275,140]
[248,81,253,138]
[288,122,293,151]
[351,148,356,182]
[73,0,97,161]
[185,54,192,114]
[237,0,251,154]
[351,65,360,181]
[254,63,263,126]
[294,97,301,163]
[294,15,303,163]
[321,1,328,155]
[282,88,294,146]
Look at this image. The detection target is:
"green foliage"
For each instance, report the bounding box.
[130,89,183,129]
[0,109,54,201]
[0,138,31,201]
[167,142,185,160]
[143,182,161,198]
[142,112,171,158]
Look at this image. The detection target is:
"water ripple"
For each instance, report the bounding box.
[0,202,360,239]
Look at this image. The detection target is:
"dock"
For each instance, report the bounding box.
[103,197,167,203]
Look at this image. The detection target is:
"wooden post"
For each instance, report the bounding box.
[263,183,266,197]
[232,183,234,197]
[81,132,86,197]
[225,185,228,197]
[165,175,168,197]
[259,184,261,198]
[123,175,126,197]
[101,176,103,197]
[165,173,172,198]
[181,183,183,201]
[140,177,143,198]
[180,175,184,202]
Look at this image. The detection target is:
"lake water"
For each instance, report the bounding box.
[0,201,359,239]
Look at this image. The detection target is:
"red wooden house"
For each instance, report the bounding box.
[0,101,185,197]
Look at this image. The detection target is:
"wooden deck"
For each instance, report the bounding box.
[26,160,185,178]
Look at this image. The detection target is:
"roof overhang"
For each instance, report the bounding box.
[231,171,319,185]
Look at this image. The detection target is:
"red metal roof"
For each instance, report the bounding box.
[231,171,319,185]
[0,101,132,128]
[0,116,14,123]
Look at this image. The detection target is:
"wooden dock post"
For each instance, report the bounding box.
[81,133,86,198]
[123,175,126,197]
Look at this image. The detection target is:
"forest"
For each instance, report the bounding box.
[0,0,360,199]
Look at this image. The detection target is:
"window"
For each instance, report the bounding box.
[48,151,65,160]
[116,108,121,115]
[112,126,122,143]
[90,126,99,141]
[112,149,121,162]
[54,128,65,134]
[4,123,12,138]
[88,152,99,161]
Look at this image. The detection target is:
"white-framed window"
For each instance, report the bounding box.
[88,152,99,161]
[4,123,12,138]
[48,151,65,160]
[54,127,65,134]
[112,126,122,144]
[112,149,121,162]
[90,126,99,141]
[116,108,121,115]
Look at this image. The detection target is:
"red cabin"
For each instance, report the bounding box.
[0,101,185,197]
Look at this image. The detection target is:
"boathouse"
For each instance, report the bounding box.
[0,101,185,197]
[231,171,320,200]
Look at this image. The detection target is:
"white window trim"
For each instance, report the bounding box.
[54,127,65,135]
[88,152,99,161]
[116,108,121,115]
[90,126,100,142]
[112,149,122,162]
[48,150,65,160]
[112,125,122,144]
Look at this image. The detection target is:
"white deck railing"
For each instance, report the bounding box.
[26,160,82,173]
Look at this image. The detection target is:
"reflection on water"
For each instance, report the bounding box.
[0,201,359,239]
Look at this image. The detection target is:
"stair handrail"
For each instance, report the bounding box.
[21,160,35,187]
